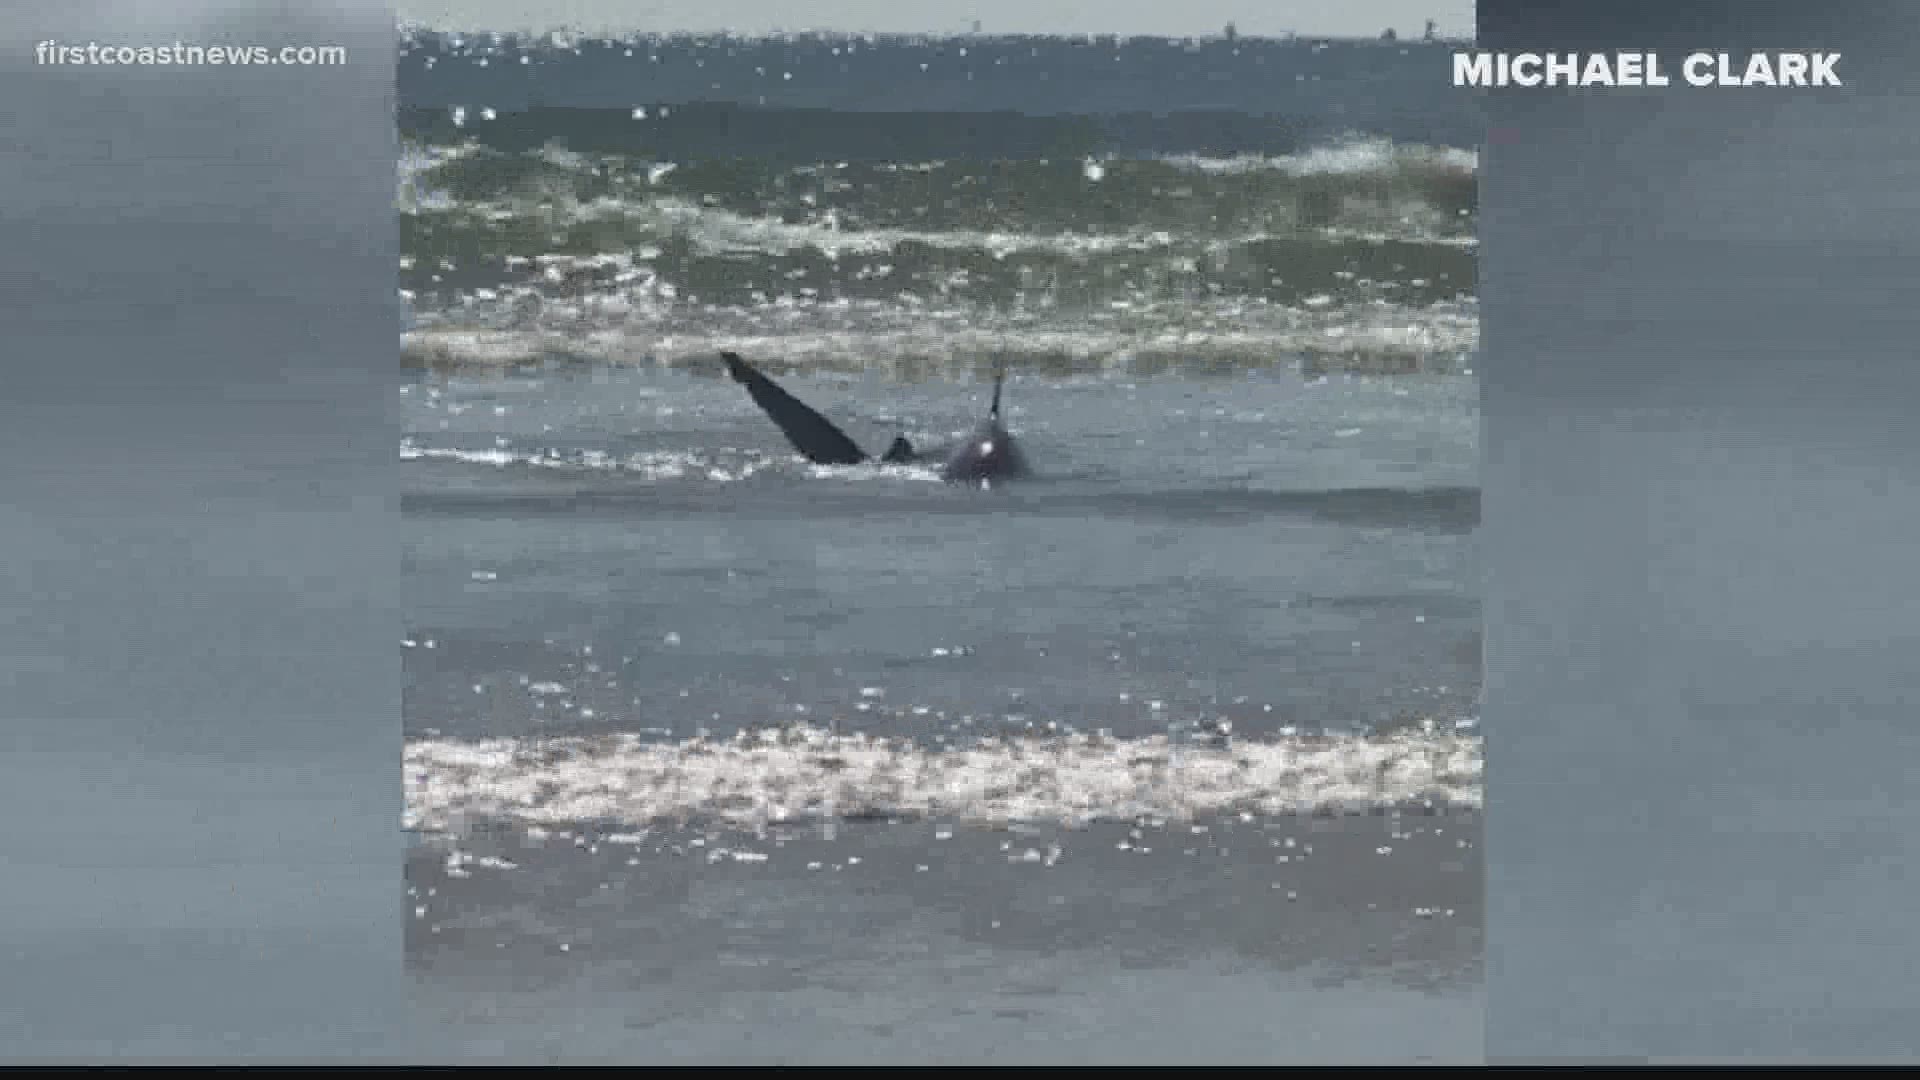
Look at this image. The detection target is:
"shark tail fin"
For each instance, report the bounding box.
[720,351,870,466]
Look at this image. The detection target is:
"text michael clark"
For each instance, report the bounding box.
[1453,52,1841,88]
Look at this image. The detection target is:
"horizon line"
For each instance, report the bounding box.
[396,23,1477,46]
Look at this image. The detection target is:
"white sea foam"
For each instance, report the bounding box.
[398,439,950,485]
[1161,137,1478,178]
[417,191,1470,263]
[401,298,1480,375]
[548,195,1335,261]
[404,725,1482,833]
[398,440,795,482]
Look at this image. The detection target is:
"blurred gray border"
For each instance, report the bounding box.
[1,3,401,1061]
[1480,0,1920,1062]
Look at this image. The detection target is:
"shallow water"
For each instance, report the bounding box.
[402,361,1482,1061]
[403,365,1478,752]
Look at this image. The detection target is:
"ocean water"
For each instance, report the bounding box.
[402,29,1481,1063]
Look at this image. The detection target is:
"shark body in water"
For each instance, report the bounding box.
[722,351,1030,485]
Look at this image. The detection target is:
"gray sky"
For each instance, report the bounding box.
[397,2,1473,39]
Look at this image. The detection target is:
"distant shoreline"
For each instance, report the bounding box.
[396,26,1474,48]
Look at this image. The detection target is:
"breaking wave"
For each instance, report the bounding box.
[405,725,1482,834]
